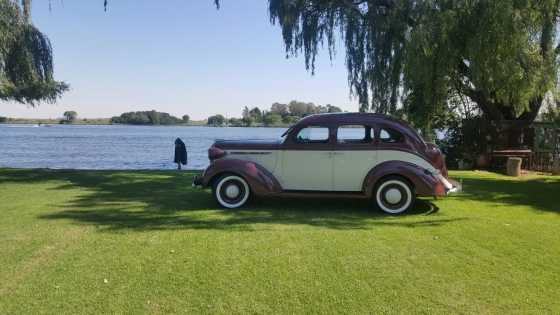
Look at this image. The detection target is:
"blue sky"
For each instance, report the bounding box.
[2,0,359,120]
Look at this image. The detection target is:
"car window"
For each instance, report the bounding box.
[380,128,404,143]
[295,126,329,143]
[337,125,374,143]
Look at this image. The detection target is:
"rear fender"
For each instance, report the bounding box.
[201,159,282,196]
[362,161,445,197]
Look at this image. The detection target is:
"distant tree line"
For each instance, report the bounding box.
[1,102,342,127]
[207,100,343,127]
[111,110,188,125]
[61,111,78,124]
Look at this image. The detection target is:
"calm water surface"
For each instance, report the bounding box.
[0,124,286,170]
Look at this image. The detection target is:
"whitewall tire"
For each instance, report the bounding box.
[375,177,414,214]
[213,175,250,209]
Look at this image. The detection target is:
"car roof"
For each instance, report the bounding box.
[297,112,406,128]
[295,112,425,144]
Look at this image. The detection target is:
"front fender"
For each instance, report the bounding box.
[200,159,282,196]
[362,161,445,197]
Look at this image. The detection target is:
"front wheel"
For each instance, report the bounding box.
[374,177,414,214]
[212,174,251,209]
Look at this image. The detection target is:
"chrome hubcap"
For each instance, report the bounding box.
[224,184,240,199]
[385,188,402,204]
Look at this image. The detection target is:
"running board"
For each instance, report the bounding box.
[279,190,370,199]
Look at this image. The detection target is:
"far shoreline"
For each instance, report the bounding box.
[0,119,291,128]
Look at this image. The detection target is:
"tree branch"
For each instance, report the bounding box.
[456,60,504,121]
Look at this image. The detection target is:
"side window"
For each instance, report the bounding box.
[295,126,330,143]
[379,128,404,143]
[337,125,374,143]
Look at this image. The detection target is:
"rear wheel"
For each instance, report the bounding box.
[212,174,250,209]
[374,177,414,214]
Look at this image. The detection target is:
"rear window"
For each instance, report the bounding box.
[380,128,404,143]
[337,125,374,143]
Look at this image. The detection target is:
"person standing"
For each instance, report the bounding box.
[174,138,187,170]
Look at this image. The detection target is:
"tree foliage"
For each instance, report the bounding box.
[111,110,183,125]
[270,102,289,116]
[265,0,560,133]
[63,110,77,122]
[241,106,253,126]
[263,112,282,126]
[0,0,68,104]
[285,100,341,117]
[249,107,263,122]
[238,100,342,127]
[207,114,226,126]
[539,92,560,124]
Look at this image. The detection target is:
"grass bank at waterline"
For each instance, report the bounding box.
[1,169,559,313]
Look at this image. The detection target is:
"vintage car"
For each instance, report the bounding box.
[193,113,459,214]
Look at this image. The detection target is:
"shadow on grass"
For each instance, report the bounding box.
[0,169,463,231]
[455,173,560,214]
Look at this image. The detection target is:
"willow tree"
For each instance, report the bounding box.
[0,0,67,105]
[265,0,560,146]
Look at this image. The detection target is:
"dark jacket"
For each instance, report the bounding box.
[174,138,187,165]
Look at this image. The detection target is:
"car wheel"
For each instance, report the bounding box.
[213,174,250,209]
[374,177,414,214]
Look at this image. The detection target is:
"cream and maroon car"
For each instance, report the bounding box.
[193,113,459,214]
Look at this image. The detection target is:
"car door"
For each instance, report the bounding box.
[332,125,377,191]
[277,125,334,191]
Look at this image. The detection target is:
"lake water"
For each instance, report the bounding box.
[0,124,286,170]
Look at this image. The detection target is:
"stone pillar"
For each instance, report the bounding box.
[506,157,522,177]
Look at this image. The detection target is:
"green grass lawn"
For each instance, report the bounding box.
[1,169,559,314]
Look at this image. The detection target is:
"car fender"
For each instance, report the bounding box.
[362,160,445,197]
[201,158,282,196]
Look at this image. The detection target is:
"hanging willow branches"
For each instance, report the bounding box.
[268,0,420,114]
[1,0,68,104]
[267,1,560,130]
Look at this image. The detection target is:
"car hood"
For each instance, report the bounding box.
[213,139,283,150]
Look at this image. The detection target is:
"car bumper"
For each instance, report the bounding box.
[445,178,462,194]
[440,176,461,195]
[432,174,462,197]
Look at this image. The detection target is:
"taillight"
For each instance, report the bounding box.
[208,146,226,161]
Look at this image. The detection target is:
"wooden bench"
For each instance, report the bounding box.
[491,149,532,169]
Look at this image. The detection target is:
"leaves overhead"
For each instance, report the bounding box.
[0,0,68,105]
